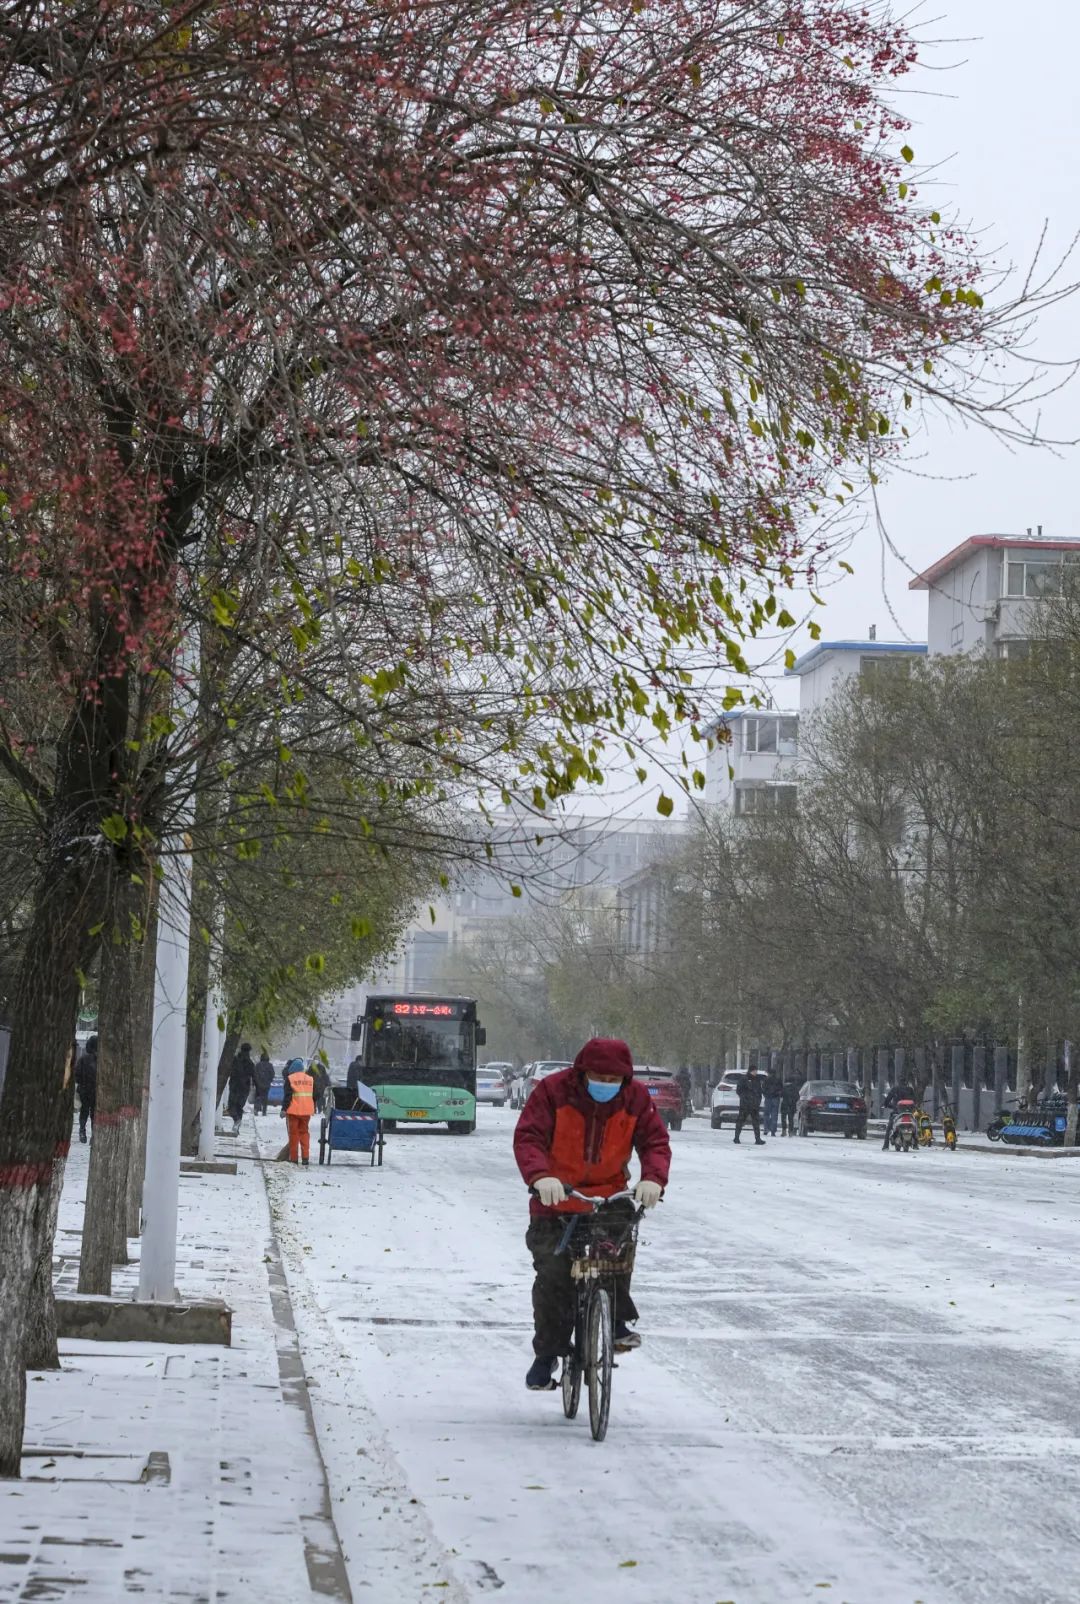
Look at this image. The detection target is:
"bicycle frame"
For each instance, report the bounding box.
[553,1189,643,1442]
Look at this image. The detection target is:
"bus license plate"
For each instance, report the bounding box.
[407,1109,428,1118]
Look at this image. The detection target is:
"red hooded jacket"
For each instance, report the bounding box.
[513,1038,672,1216]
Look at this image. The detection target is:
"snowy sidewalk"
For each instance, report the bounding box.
[0,1122,351,1603]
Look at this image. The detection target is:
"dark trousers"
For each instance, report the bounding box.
[734,1105,761,1142]
[78,1094,95,1139]
[253,1093,269,1115]
[526,1211,639,1358]
[762,1095,780,1136]
[227,1094,246,1125]
[781,1104,797,1135]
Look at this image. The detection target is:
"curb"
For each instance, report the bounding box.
[257,1158,354,1601]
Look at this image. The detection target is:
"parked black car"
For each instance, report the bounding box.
[797,1080,868,1138]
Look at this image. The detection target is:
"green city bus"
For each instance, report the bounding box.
[354,995,486,1134]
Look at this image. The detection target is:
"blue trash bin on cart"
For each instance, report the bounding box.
[318,1085,384,1167]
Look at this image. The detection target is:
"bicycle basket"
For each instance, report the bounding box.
[568,1215,639,1278]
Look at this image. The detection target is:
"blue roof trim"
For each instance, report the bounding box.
[785,640,927,676]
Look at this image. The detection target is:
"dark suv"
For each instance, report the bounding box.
[797,1080,867,1138]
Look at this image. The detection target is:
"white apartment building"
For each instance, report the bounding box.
[786,639,928,716]
[910,532,1080,657]
[703,708,800,814]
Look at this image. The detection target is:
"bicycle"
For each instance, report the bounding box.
[535,1186,644,1442]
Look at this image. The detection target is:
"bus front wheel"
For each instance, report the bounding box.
[449,1120,475,1135]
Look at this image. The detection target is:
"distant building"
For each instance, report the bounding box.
[910,532,1080,659]
[786,639,928,717]
[703,708,799,813]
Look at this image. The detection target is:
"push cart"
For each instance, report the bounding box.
[318,1084,384,1166]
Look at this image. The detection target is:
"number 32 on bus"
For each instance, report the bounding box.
[351,996,486,1134]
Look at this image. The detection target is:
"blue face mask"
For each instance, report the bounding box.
[587,1079,621,1104]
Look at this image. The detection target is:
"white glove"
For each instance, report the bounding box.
[532,1176,565,1207]
[635,1180,662,1209]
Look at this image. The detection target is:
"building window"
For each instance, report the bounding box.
[996,639,1031,661]
[1004,557,1062,599]
[734,783,798,816]
[860,655,914,685]
[742,716,798,756]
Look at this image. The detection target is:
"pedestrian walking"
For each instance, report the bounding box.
[252,1051,274,1115]
[226,1042,256,1135]
[346,1053,365,1093]
[281,1057,315,1165]
[309,1059,331,1114]
[780,1074,801,1136]
[761,1067,783,1136]
[733,1065,765,1145]
[74,1035,98,1144]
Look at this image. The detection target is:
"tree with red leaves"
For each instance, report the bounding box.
[0,0,1036,1473]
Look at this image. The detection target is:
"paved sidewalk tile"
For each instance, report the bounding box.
[0,1120,351,1602]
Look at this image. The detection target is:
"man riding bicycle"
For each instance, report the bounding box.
[513,1037,671,1392]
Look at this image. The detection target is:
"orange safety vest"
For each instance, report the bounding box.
[286,1070,315,1117]
[546,1104,636,1213]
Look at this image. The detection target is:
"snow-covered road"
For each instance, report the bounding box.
[262,1110,1080,1604]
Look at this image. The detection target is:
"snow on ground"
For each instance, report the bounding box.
[263,1108,1080,1604]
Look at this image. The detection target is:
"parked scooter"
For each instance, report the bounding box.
[941,1103,958,1151]
[890,1101,919,1152]
[986,1098,1026,1141]
[915,1106,935,1147]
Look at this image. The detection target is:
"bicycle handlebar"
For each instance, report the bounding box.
[529,1185,640,1210]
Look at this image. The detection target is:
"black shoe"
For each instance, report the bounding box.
[302,1157,309,1166]
[755,1139,766,1146]
[79,1131,87,1144]
[614,1323,641,1352]
[733,1138,740,1144]
[526,1356,558,1391]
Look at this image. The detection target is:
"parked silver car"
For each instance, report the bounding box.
[476,1068,508,1108]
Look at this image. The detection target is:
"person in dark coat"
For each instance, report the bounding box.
[346,1054,365,1093]
[882,1081,917,1150]
[75,1035,98,1143]
[309,1060,331,1114]
[780,1075,801,1137]
[761,1068,784,1137]
[227,1043,256,1134]
[734,1066,765,1145]
[252,1052,274,1115]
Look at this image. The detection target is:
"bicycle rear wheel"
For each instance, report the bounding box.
[586,1285,613,1441]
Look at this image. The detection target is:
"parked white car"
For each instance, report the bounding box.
[710,1074,746,1130]
[521,1060,572,1104]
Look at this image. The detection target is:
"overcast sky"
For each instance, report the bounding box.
[575,1,1080,817]
[780,0,1080,680]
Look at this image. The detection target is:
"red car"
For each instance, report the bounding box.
[635,1065,685,1131]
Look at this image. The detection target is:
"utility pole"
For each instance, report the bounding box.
[138,630,197,1303]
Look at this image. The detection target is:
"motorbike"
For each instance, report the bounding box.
[890,1102,919,1152]
[986,1101,1025,1141]
[941,1103,958,1150]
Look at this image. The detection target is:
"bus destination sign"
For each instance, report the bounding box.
[390,1001,459,1018]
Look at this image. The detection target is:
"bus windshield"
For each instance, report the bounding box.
[366,1016,472,1075]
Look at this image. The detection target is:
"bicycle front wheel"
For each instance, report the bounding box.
[562,1346,582,1419]
[586,1285,613,1441]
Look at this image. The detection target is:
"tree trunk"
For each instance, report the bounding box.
[0,619,129,1476]
[0,877,100,1477]
[23,1152,67,1371]
[79,875,153,1296]
[181,925,212,1156]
